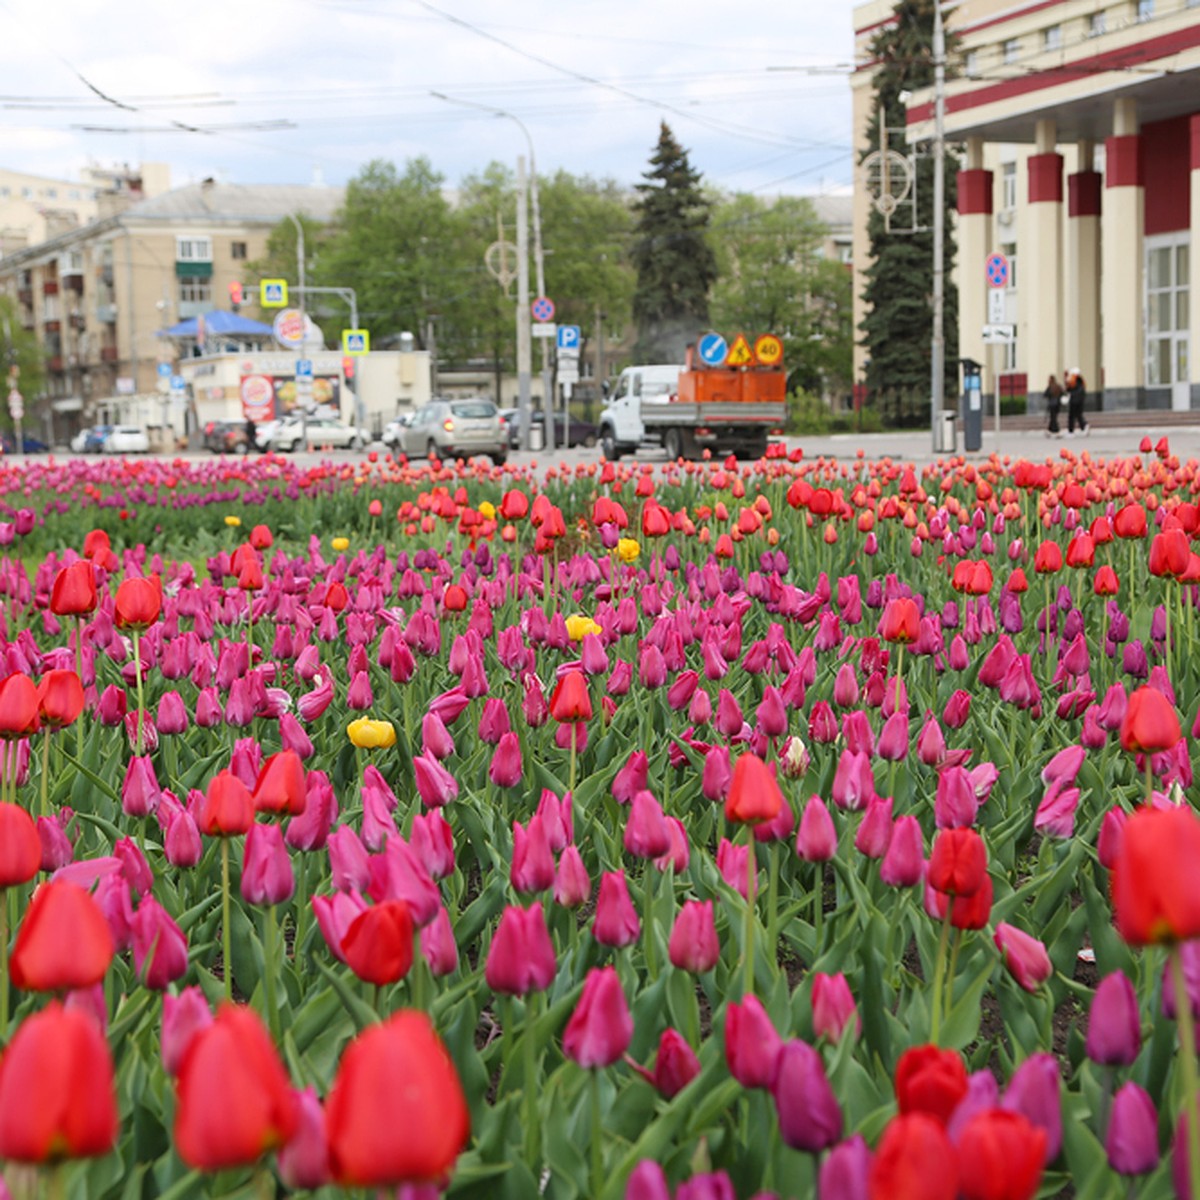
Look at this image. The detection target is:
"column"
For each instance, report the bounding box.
[1191,115,1200,408]
[1065,140,1102,397]
[1024,119,1063,409]
[956,137,993,409]
[1102,98,1144,410]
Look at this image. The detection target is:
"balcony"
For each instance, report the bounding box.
[68,313,86,331]
[17,289,31,306]
[63,275,84,293]
[95,303,117,324]
[43,320,61,334]
[100,345,118,363]
[42,281,58,295]
[47,356,64,373]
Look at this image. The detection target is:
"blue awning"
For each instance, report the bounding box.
[159,310,275,338]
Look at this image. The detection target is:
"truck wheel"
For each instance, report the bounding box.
[601,430,620,461]
[664,427,683,462]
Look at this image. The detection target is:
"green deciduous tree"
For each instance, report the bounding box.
[709,194,852,400]
[631,123,716,361]
[859,0,959,424]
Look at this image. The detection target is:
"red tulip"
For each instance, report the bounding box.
[549,671,592,722]
[326,1010,469,1186]
[927,828,987,897]
[174,1004,298,1170]
[1120,686,1182,753]
[0,673,38,739]
[1149,528,1189,578]
[894,1044,968,1125]
[10,880,114,991]
[249,524,273,550]
[1113,503,1147,539]
[869,1113,958,1200]
[49,561,98,616]
[879,597,920,644]
[724,751,783,825]
[252,750,307,816]
[199,770,255,837]
[113,576,162,631]
[957,1110,1046,1200]
[1112,805,1200,944]
[340,900,414,986]
[0,800,41,886]
[1033,541,1062,574]
[35,670,84,728]
[0,1002,118,1162]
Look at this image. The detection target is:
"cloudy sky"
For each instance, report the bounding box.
[0,0,858,198]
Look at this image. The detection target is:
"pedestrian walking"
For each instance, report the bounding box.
[1066,370,1088,435]
[1043,374,1063,437]
[244,416,257,455]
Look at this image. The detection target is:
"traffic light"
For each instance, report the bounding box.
[342,355,355,381]
[228,281,243,309]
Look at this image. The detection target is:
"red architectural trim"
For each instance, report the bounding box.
[1028,153,1063,203]
[958,0,1066,37]
[1192,114,1200,171]
[1068,171,1102,216]
[957,168,994,214]
[907,24,1200,124]
[1105,135,1142,188]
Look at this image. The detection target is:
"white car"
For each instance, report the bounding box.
[262,415,369,453]
[382,413,414,449]
[103,426,150,454]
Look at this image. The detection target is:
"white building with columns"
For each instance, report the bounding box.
[852,0,1200,412]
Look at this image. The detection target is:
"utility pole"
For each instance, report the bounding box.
[516,157,532,451]
[931,0,947,453]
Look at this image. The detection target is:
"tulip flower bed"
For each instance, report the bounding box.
[2,439,1200,1199]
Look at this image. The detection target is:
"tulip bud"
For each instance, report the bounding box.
[593,870,640,948]
[1001,1052,1062,1162]
[161,986,213,1075]
[554,844,591,908]
[724,994,782,1089]
[812,972,860,1042]
[668,899,719,974]
[1106,1083,1159,1176]
[562,966,632,1068]
[241,822,295,907]
[278,1086,331,1191]
[486,902,556,996]
[771,1039,842,1152]
[994,923,1053,993]
[132,896,188,990]
[880,815,924,887]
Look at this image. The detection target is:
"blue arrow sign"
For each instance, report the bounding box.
[295,359,313,380]
[557,324,581,352]
[698,332,728,367]
[169,375,186,392]
[156,362,172,378]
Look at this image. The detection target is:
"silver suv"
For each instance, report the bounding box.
[404,399,506,463]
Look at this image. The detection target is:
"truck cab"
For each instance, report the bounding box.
[599,364,682,460]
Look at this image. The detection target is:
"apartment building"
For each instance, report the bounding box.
[852,0,1200,411]
[0,179,342,433]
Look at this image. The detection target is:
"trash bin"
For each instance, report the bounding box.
[939,412,957,454]
[960,358,983,452]
[529,423,544,451]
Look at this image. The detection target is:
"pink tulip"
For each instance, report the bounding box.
[367,837,440,927]
[629,1028,701,1098]
[612,751,650,804]
[593,870,640,948]
[668,899,719,973]
[241,822,295,906]
[796,796,837,862]
[563,966,632,1068]
[624,791,671,860]
[311,890,368,962]
[161,986,213,1075]
[511,815,556,894]
[164,809,203,868]
[701,745,733,803]
[855,795,894,859]
[477,697,510,744]
[131,895,188,989]
[994,923,1053,993]
[413,750,459,808]
[724,994,782,1089]
[418,905,459,977]
[916,714,946,765]
[876,711,909,761]
[716,837,751,900]
[879,815,923,887]
[536,789,573,851]
[811,972,860,1042]
[488,732,523,788]
[121,755,161,818]
[934,765,979,829]
[408,811,454,881]
[486,902,556,996]
[554,844,591,908]
[278,1086,331,1190]
[285,771,338,852]
[279,712,314,758]
[328,825,370,893]
[421,711,455,759]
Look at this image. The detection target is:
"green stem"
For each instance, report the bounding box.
[39,728,50,820]
[929,905,953,1045]
[264,904,281,1045]
[589,1069,603,1200]
[0,887,8,1036]
[945,927,963,1021]
[642,865,657,980]
[743,827,757,997]
[766,841,780,967]
[1146,759,1155,804]
[1173,945,1200,1200]
[569,722,578,797]
[132,629,146,757]
[74,615,84,764]
[523,992,540,1167]
[45,1163,66,1200]
[293,853,308,964]
[221,838,233,1003]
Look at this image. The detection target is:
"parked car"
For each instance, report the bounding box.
[203,420,247,454]
[382,412,414,449]
[70,425,112,454]
[0,432,48,454]
[500,408,598,450]
[403,398,506,463]
[103,426,150,454]
[260,414,369,453]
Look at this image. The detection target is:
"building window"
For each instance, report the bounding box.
[1089,11,1107,34]
[1136,0,1152,19]
[67,189,79,200]
[20,188,31,199]
[1145,237,1188,387]
[1043,25,1062,50]
[175,236,212,262]
[179,276,212,305]
[1000,163,1017,213]
[1002,38,1020,63]
[230,241,247,260]
[965,50,980,77]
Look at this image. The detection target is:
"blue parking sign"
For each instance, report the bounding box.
[557,325,581,352]
[295,359,313,380]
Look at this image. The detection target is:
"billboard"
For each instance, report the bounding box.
[239,374,341,422]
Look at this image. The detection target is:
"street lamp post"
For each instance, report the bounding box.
[931,0,947,453]
[430,93,553,452]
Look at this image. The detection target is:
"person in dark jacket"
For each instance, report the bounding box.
[1043,374,1063,437]
[244,416,257,454]
[1066,369,1088,435]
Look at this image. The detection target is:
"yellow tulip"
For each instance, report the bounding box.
[565,613,602,642]
[224,515,242,528]
[617,538,641,563]
[331,537,350,552]
[347,717,396,749]
[478,501,496,520]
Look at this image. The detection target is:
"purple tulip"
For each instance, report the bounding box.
[770,1039,842,1152]
[1106,1082,1159,1176]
